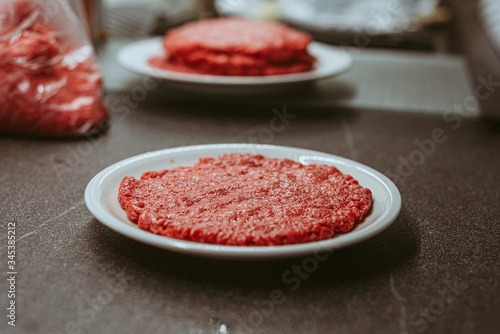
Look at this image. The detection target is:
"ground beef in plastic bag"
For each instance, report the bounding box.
[0,0,108,137]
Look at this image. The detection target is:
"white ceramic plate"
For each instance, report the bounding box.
[116,38,352,95]
[84,144,401,260]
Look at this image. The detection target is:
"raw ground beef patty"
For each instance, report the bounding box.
[0,1,107,137]
[118,153,372,246]
[148,17,316,76]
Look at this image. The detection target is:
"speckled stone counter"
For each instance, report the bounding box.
[1,90,499,333]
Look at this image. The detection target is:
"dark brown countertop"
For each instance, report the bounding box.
[1,94,499,333]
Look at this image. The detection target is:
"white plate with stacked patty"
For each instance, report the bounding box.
[117,39,352,95]
[117,18,352,95]
[85,144,401,260]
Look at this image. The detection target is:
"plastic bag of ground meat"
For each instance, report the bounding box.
[0,0,108,137]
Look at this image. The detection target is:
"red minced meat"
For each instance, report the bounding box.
[118,153,372,246]
[148,17,316,76]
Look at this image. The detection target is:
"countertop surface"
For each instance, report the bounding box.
[1,87,499,333]
[2,4,500,332]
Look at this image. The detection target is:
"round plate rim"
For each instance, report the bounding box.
[84,144,401,260]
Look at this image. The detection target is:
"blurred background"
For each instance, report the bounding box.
[78,0,500,119]
[89,0,499,53]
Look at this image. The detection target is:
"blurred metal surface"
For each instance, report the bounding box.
[216,0,452,51]
[102,0,196,37]
[478,0,500,57]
